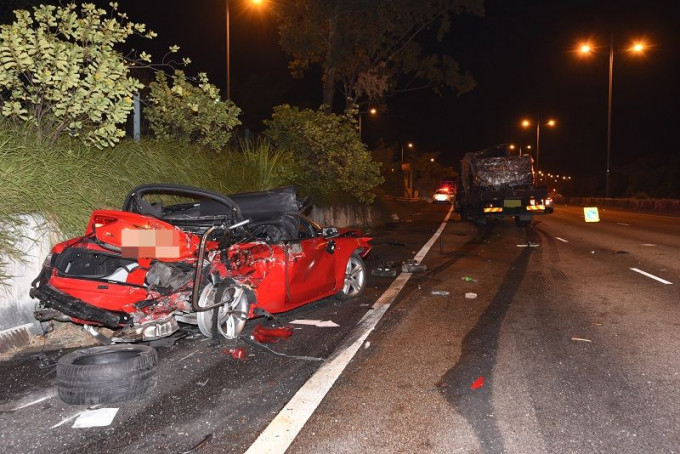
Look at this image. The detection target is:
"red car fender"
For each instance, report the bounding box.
[332,236,371,289]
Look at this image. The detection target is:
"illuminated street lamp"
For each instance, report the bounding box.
[226,0,265,99]
[358,107,377,141]
[521,118,556,176]
[401,141,414,165]
[577,37,648,197]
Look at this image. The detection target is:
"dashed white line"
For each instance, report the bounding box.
[244,205,454,454]
[555,237,569,243]
[629,268,673,285]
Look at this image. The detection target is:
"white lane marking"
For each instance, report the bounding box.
[245,205,454,454]
[616,222,630,226]
[9,388,58,411]
[555,237,569,243]
[629,268,673,285]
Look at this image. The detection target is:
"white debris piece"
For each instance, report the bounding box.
[290,319,340,328]
[73,408,119,428]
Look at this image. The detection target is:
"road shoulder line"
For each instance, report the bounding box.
[244,205,454,454]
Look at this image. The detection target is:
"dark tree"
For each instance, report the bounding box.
[274,0,484,110]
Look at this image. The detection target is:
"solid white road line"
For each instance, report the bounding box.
[555,237,569,243]
[629,267,673,285]
[244,205,454,454]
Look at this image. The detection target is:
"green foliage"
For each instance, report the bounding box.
[274,0,484,107]
[264,104,383,203]
[0,121,244,280]
[225,138,299,193]
[0,2,157,147]
[146,70,241,152]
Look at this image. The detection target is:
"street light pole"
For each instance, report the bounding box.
[606,34,614,197]
[226,0,231,99]
[578,36,648,197]
[535,120,541,173]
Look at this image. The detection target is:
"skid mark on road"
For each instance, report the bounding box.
[439,246,533,454]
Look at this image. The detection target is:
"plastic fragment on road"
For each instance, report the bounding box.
[252,324,294,343]
[571,337,592,343]
[290,319,340,328]
[461,276,477,282]
[583,207,600,222]
[465,292,477,299]
[223,347,246,359]
[72,408,119,428]
[402,259,427,273]
[431,290,450,296]
[471,376,485,390]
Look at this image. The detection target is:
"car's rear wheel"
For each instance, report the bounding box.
[197,283,250,340]
[336,254,366,300]
[57,344,158,405]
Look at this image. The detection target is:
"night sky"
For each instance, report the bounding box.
[4,0,680,190]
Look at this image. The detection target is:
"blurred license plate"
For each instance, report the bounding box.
[503,199,522,208]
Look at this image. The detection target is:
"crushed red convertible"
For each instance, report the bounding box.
[30,184,371,343]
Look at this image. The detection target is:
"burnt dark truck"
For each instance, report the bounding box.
[455,145,553,226]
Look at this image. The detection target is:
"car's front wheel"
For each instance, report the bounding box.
[197,283,250,340]
[336,254,367,300]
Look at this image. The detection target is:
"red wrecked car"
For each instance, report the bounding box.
[31,184,371,343]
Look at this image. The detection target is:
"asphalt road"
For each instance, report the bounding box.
[0,203,678,453]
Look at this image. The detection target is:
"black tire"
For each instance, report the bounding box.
[57,344,158,406]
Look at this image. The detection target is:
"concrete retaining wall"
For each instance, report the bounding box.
[308,204,382,228]
[0,215,61,351]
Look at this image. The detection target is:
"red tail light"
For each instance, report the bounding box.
[93,215,118,228]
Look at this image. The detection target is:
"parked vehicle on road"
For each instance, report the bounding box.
[31,185,371,343]
[456,145,553,226]
[433,187,454,204]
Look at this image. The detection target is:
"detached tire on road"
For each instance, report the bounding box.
[57,344,158,405]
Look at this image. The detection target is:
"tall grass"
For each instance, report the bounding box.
[0,126,299,283]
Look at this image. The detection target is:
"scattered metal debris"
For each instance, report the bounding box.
[372,261,397,277]
[465,292,478,299]
[571,337,592,343]
[402,259,427,273]
[196,379,209,387]
[431,290,450,296]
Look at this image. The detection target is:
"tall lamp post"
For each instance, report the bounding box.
[578,38,647,197]
[401,142,414,198]
[226,0,265,99]
[521,118,556,178]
